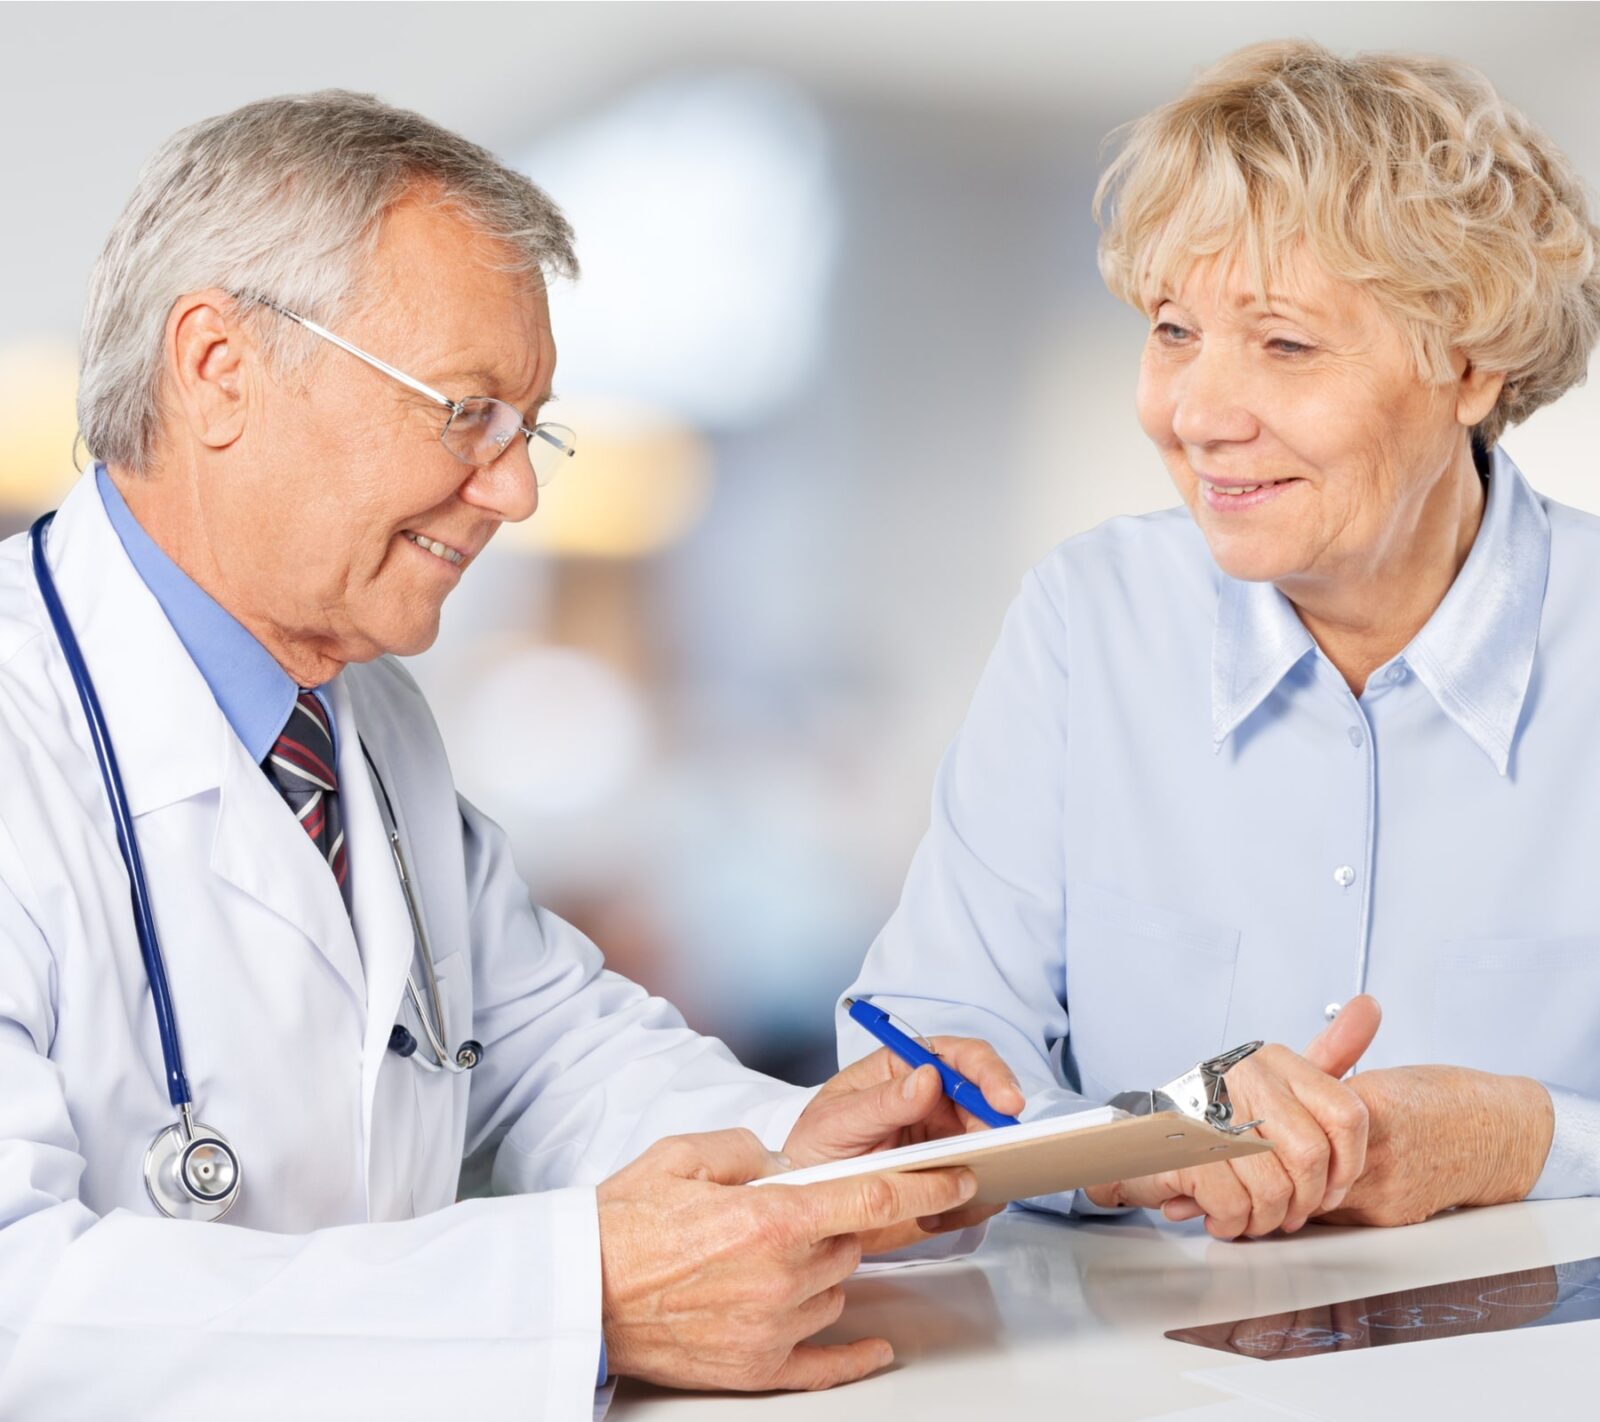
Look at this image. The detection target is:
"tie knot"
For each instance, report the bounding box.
[265,690,338,795]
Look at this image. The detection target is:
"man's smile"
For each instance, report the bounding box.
[402,529,467,567]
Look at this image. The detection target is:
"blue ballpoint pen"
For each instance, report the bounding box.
[843,996,1021,1128]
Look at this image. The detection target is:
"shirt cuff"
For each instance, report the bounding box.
[597,1340,607,1386]
[1526,1082,1600,1200]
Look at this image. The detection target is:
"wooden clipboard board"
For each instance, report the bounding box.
[908,1111,1271,1207]
[759,1111,1272,1208]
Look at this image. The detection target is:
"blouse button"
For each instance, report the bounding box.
[1333,864,1356,888]
[1347,725,1365,748]
[1324,1002,1342,1021]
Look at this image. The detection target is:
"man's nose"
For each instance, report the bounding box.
[1169,347,1259,450]
[463,440,539,524]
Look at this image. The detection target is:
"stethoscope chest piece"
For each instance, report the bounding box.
[144,1114,241,1222]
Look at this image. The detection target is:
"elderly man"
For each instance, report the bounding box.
[0,92,1021,1418]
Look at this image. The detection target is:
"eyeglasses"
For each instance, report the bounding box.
[249,297,576,486]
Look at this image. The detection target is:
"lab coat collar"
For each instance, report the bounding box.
[1210,446,1550,775]
[44,470,367,1003]
[42,470,231,817]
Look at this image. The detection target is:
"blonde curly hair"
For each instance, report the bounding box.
[1094,40,1600,448]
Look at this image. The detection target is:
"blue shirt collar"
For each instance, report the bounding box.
[96,465,303,764]
[1211,446,1551,775]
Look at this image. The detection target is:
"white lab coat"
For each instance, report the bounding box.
[0,473,812,1420]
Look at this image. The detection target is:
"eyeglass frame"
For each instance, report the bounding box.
[243,295,574,480]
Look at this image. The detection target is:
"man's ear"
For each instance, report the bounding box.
[1455,355,1506,431]
[165,289,253,450]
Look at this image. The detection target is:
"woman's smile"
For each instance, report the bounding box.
[1194,473,1305,514]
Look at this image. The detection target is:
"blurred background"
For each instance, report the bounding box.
[2,2,1596,1083]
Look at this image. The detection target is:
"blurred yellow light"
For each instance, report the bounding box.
[0,340,81,512]
[504,400,713,559]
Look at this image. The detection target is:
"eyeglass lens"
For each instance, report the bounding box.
[442,398,576,486]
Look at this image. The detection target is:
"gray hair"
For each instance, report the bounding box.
[78,90,578,471]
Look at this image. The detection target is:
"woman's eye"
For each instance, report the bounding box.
[1154,321,1191,343]
[1269,338,1312,355]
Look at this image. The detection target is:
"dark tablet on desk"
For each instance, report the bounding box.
[1166,1253,1600,1359]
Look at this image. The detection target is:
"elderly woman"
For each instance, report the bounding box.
[841,40,1600,1239]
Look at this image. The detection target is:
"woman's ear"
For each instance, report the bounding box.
[1455,357,1506,431]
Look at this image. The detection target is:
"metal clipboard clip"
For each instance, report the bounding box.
[1106,1041,1266,1136]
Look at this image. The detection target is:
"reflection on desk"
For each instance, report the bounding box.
[1167,1254,1600,1358]
[609,1199,1600,1420]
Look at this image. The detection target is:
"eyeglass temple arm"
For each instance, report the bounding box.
[255,299,460,414]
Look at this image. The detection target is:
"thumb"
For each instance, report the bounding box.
[806,1064,945,1161]
[1303,994,1382,1078]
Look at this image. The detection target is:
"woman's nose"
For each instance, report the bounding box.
[1169,348,1259,450]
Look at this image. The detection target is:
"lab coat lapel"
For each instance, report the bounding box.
[40,469,367,1005]
[326,676,419,1179]
[43,474,357,998]
[208,736,366,1006]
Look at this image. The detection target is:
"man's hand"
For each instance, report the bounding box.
[1083,997,1380,1238]
[783,1038,1026,1249]
[1314,1066,1554,1228]
[597,1128,978,1392]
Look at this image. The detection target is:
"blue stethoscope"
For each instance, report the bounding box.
[30,512,482,1222]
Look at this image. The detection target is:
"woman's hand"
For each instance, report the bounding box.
[1314,1066,1553,1227]
[1083,996,1380,1238]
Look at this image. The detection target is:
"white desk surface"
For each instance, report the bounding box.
[608,1197,1600,1420]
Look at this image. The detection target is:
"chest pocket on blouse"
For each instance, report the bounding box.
[1432,938,1600,1092]
[1064,881,1241,1099]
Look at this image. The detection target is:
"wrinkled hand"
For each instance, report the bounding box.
[1314,1066,1553,1228]
[1083,997,1380,1239]
[784,1039,1026,1251]
[597,1127,978,1392]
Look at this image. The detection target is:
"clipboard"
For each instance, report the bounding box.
[753,1042,1273,1208]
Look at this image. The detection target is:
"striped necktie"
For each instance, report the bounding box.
[263,690,350,911]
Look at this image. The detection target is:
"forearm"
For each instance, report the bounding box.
[1,1191,603,1417]
[460,797,811,1188]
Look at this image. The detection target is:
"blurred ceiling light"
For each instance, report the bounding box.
[523,71,838,428]
[0,340,80,512]
[503,398,713,559]
[453,640,650,821]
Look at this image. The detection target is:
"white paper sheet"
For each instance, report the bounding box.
[749,1106,1126,1189]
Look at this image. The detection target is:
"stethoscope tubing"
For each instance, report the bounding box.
[30,512,193,1112]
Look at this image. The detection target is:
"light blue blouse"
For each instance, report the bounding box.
[840,447,1600,1211]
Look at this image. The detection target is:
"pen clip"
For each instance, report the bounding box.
[1107,1040,1264,1135]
